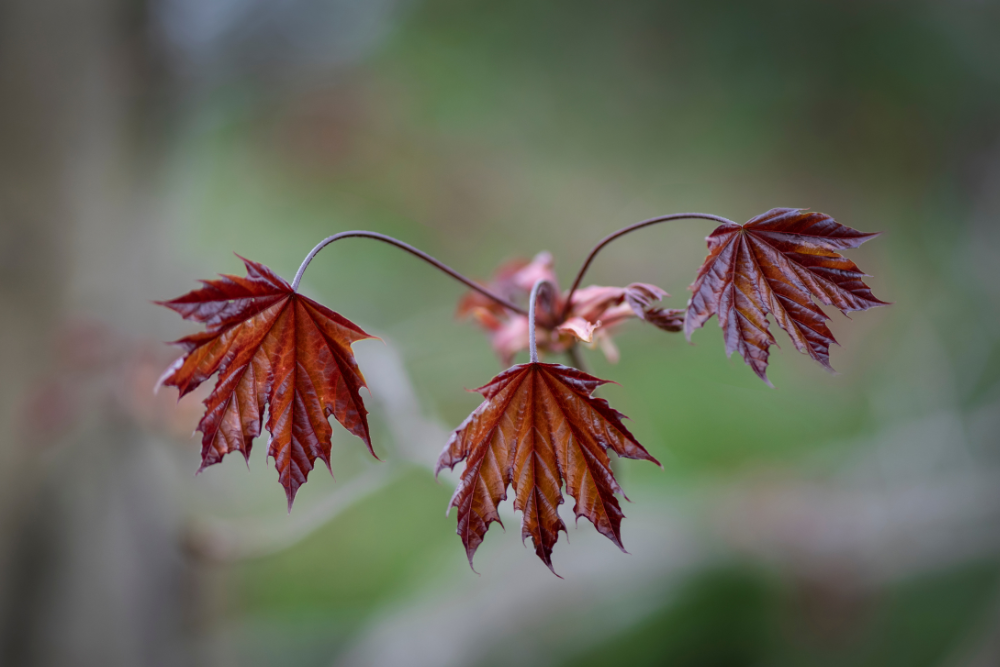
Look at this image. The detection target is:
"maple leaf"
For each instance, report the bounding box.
[157,256,376,508]
[685,208,888,385]
[458,253,679,365]
[436,362,660,573]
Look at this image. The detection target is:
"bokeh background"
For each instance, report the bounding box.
[2,1,999,666]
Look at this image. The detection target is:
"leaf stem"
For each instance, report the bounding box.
[292,231,528,316]
[562,213,737,318]
[528,279,556,363]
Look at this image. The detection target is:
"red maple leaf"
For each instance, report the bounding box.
[685,208,888,385]
[436,362,660,573]
[157,256,376,508]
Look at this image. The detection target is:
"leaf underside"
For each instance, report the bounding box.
[158,256,375,509]
[685,208,888,385]
[436,362,660,574]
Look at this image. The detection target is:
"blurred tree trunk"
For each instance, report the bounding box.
[0,1,204,666]
[0,0,92,619]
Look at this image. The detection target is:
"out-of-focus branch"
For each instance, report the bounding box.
[333,408,1000,667]
[186,462,411,562]
[184,338,456,563]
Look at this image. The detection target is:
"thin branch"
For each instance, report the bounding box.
[562,213,737,318]
[529,279,556,363]
[187,463,410,562]
[292,231,528,316]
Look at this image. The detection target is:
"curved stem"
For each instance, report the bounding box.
[292,231,528,316]
[562,212,737,318]
[528,279,556,363]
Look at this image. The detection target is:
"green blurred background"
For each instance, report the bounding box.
[1,1,998,666]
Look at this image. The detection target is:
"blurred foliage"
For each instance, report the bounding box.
[159,0,1000,664]
[561,562,1000,667]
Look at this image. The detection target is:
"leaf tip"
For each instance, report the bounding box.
[285,485,299,514]
[154,356,184,395]
[634,447,662,469]
[463,543,483,574]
